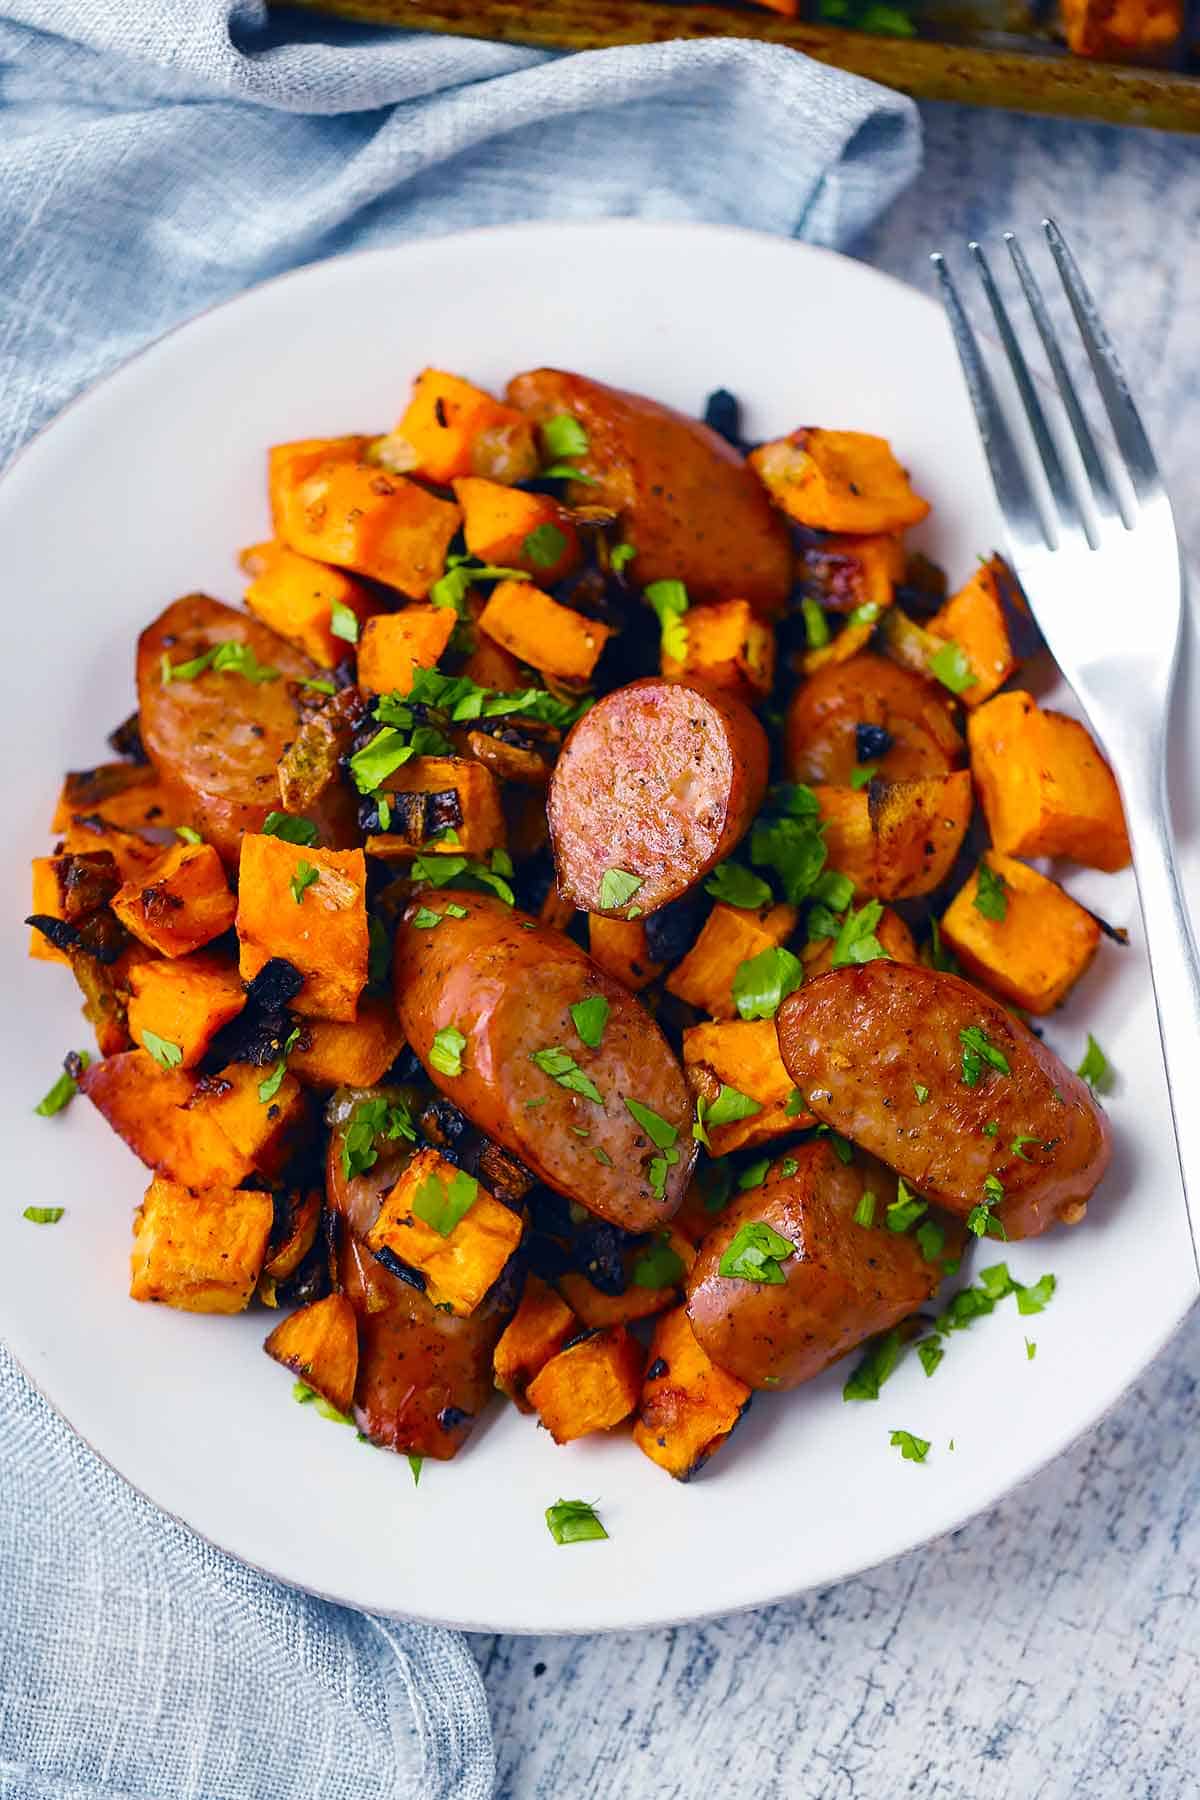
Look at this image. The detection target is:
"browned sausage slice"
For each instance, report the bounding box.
[776,961,1111,1239]
[137,594,356,866]
[392,894,696,1231]
[786,652,964,786]
[327,1087,514,1459]
[505,369,793,615]
[686,1141,944,1390]
[548,678,768,917]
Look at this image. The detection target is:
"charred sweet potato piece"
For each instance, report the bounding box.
[803,905,917,980]
[478,580,613,685]
[751,429,930,534]
[236,835,368,1022]
[815,771,973,901]
[111,841,236,958]
[633,1304,751,1480]
[29,851,121,964]
[66,941,153,1057]
[493,1275,577,1412]
[927,557,1023,707]
[356,607,456,700]
[526,1324,645,1444]
[366,1147,524,1317]
[559,1228,694,1329]
[264,1293,359,1412]
[586,915,664,993]
[60,813,162,883]
[660,598,774,704]
[126,953,247,1068]
[968,691,1130,872]
[189,1062,309,1181]
[82,1050,250,1186]
[683,1017,812,1156]
[940,852,1102,1014]
[366,755,505,861]
[259,1188,323,1306]
[240,539,378,670]
[1061,0,1182,57]
[388,369,537,486]
[286,999,406,1090]
[796,532,904,616]
[666,901,798,1020]
[453,479,581,583]
[130,1177,273,1314]
[786,651,964,787]
[268,436,369,534]
[274,449,461,601]
[52,764,178,836]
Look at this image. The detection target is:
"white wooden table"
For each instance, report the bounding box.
[475,105,1200,1799]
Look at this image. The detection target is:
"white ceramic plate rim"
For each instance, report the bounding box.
[1,219,1195,1635]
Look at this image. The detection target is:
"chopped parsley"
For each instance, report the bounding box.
[918,1339,944,1377]
[570,995,610,1049]
[704,861,774,910]
[412,906,445,928]
[610,541,636,574]
[853,1190,877,1229]
[290,861,320,905]
[545,1497,607,1546]
[258,1027,300,1104]
[846,600,882,630]
[843,1328,903,1401]
[928,640,977,696]
[34,1051,90,1117]
[411,850,516,908]
[749,794,828,905]
[623,1097,680,1196]
[329,599,360,644]
[531,1046,603,1104]
[886,1177,926,1234]
[1009,1134,1044,1161]
[1076,1033,1111,1092]
[521,523,569,568]
[1016,1272,1056,1315]
[731,945,804,1021]
[645,579,689,661]
[915,1218,946,1264]
[959,1024,1010,1086]
[785,1088,808,1117]
[293,1381,354,1425]
[914,1083,930,1104]
[693,1084,761,1145]
[718,1220,795,1285]
[430,1026,467,1077]
[1025,1338,1037,1361]
[161,641,279,685]
[174,825,203,845]
[974,862,1009,922]
[340,1096,417,1181]
[429,555,529,615]
[801,597,830,649]
[890,1429,931,1464]
[141,1030,183,1071]
[982,1120,999,1138]
[849,764,879,791]
[737,1158,771,1190]
[597,867,643,911]
[263,811,319,847]
[541,414,590,462]
[408,1454,423,1487]
[23,1206,64,1225]
[631,1235,686,1289]
[413,1166,479,1237]
[966,1173,1007,1240]
[831,899,888,969]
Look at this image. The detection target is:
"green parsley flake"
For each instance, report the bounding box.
[34,1052,90,1118]
[846,600,882,630]
[290,861,320,905]
[785,1088,808,1118]
[339,1096,416,1181]
[915,1219,946,1264]
[1076,1033,1112,1092]
[302,676,337,695]
[928,640,977,696]
[983,1120,999,1138]
[412,906,445,929]
[541,414,590,462]
[263,811,320,846]
[570,995,610,1049]
[408,1454,423,1486]
[831,900,889,969]
[850,764,879,791]
[531,1046,603,1104]
[293,1380,354,1425]
[914,1083,930,1104]
[853,1190,877,1229]
[959,1024,1010,1086]
[645,579,689,661]
[430,1026,467,1077]
[801,597,831,649]
[917,1339,944,1378]
[974,862,1009,922]
[812,868,856,912]
[1015,1272,1056,1316]
[1026,1338,1037,1361]
[693,1084,761,1146]
[174,825,203,845]
[258,1028,300,1104]
[610,542,636,574]
[704,861,774,910]
[142,1030,183,1071]
[413,1167,479,1237]
[843,1328,903,1401]
[597,867,643,912]
[330,599,360,644]
[718,1220,795,1285]
[732,945,804,1021]
[410,849,516,908]
[521,522,569,568]
[545,1497,608,1546]
[890,1429,931,1464]
[737,1158,771,1191]
[749,808,828,906]
[631,1235,686,1289]
[161,640,279,685]
[1010,1134,1044,1161]
[886,1177,926,1234]
[623,1097,679,1149]
[24,1206,64,1225]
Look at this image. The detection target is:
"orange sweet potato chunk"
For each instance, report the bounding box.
[559,1229,694,1331]
[493,1275,577,1412]
[682,1018,811,1156]
[927,558,1021,708]
[126,953,247,1068]
[268,436,369,535]
[632,1304,751,1480]
[240,539,378,670]
[189,1062,309,1182]
[666,901,798,1020]
[111,842,236,957]
[236,835,368,1021]
[356,607,456,699]
[274,451,461,601]
[940,852,1102,1014]
[130,1177,273,1314]
[1061,0,1182,57]
[968,691,1130,872]
[264,1293,359,1414]
[287,999,406,1089]
[29,851,120,964]
[365,1147,524,1317]
[526,1325,645,1444]
[814,772,973,901]
[452,478,581,583]
[478,580,613,684]
[60,814,162,883]
[390,369,537,486]
[660,598,775,704]
[796,532,905,616]
[586,916,664,993]
[751,429,930,533]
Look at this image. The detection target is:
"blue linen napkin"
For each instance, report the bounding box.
[0,6,920,1794]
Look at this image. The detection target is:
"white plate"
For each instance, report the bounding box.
[1,221,1194,1636]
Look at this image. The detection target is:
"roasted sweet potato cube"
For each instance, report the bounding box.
[526,1324,645,1444]
[240,539,378,670]
[586,915,663,993]
[367,756,505,860]
[60,813,162,882]
[275,452,461,601]
[1061,0,1182,57]
[940,852,1102,1014]
[356,607,457,699]
[51,763,177,836]
[559,1229,694,1330]
[130,1177,273,1314]
[453,478,581,583]
[236,835,368,1021]
[126,953,247,1069]
[493,1274,577,1412]
[112,841,236,957]
[683,1018,812,1155]
[666,901,798,1020]
[366,1147,523,1317]
[815,772,973,901]
[389,369,537,486]
[189,1062,309,1181]
[29,851,121,964]
[660,598,775,704]
[66,940,154,1056]
[264,1293,359,1412]
[287,999,406,1089]
[803,905,916,980]
[82,1049,251,1187]
[478,580,613,684]
[796,532,905,616]
[751,429,930,534]
[927,557,1022,707]
[268,436,369,535]
[633,1304,751,1480]
[968,691,1130,872]
[811,786,877,897]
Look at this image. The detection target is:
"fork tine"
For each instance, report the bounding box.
[1044,218,1159,508]
[930,252,1051,554]
[968,240,1092,550]
[1004,231,1119,524]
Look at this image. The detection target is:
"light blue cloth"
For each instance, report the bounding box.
[0,7,921,1795]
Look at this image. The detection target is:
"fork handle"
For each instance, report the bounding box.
[1123,768,1200,1282]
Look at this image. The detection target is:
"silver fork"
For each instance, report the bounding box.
[931,220,1200,1280]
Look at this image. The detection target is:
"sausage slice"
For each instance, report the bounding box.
[548,678,768,917]
[686,1141,944,1390]
[392,894,696,1231]
[777,961,1111,1239]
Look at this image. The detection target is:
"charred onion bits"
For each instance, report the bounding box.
[30,361,1123,1491]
